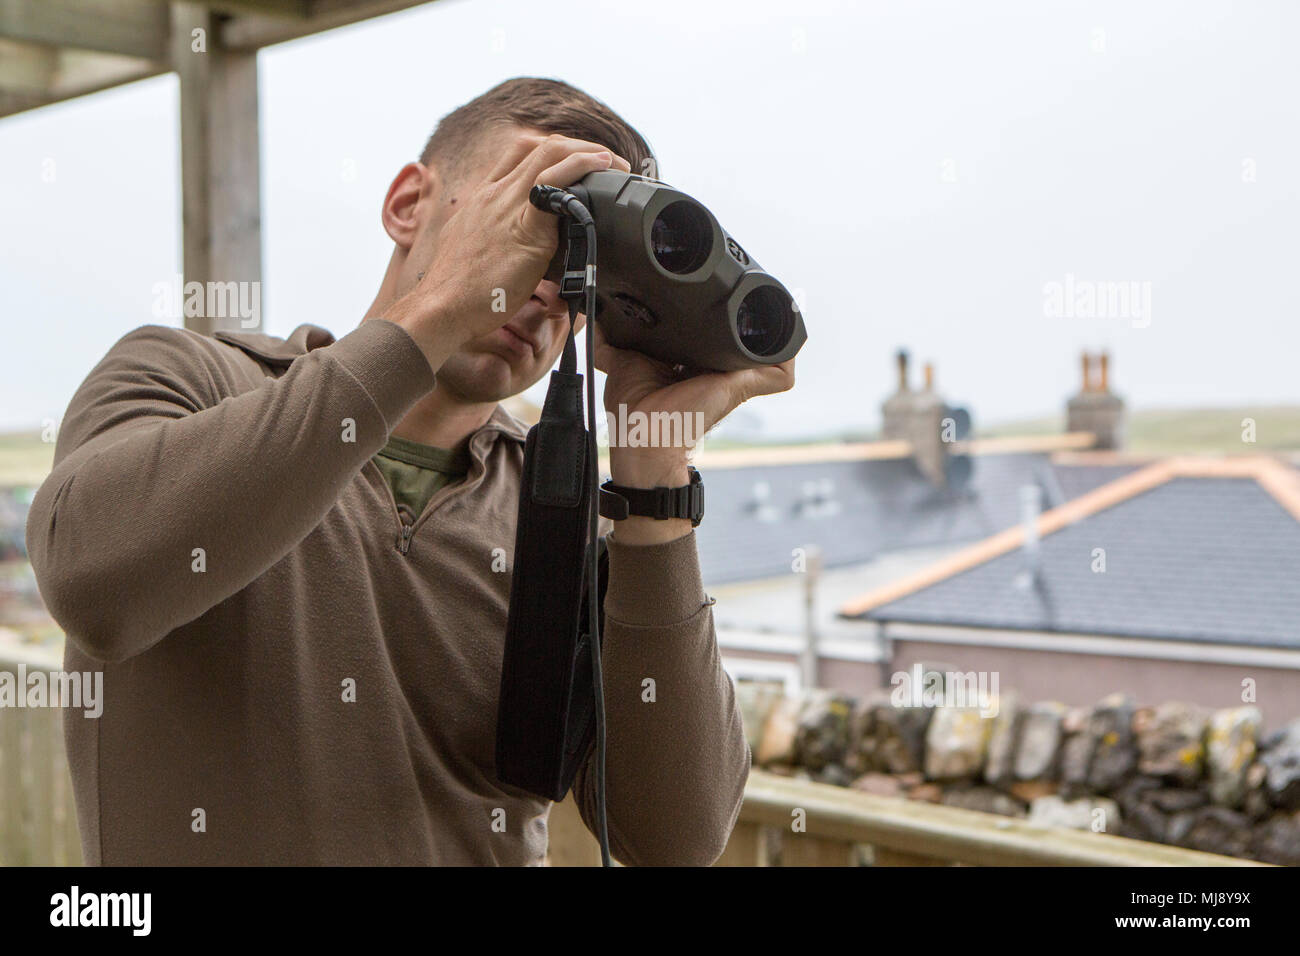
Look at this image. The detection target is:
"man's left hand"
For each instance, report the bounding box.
[592,323,795,543]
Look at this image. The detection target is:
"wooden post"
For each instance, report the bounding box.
[171,1,263,334]
[874,846,949,866]
[545,794,603,867]
[715,821,767,866]
[783,833,854,867]
[0,704,22,864]
[800,545,822,690]
[0,648,84,866]
[49,707,82,866]
[26,707,55,866]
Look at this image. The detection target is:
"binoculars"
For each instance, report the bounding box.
[541,170,806,371]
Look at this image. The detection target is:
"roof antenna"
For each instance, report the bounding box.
[1014,484,1042,590]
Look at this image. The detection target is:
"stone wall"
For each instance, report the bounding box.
[738,683,1300,865]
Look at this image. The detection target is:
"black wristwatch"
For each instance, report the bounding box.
[599,466,704,528]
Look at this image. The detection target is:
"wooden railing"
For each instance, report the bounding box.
[0,644,82,866]
[548,769,1268,867]
[0,639,1265,868]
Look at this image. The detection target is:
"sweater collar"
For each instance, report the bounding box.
[483,404,529,444]
[215,323,529,446]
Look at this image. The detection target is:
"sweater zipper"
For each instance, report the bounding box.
[393,501,420,555]
[366,430,496,557]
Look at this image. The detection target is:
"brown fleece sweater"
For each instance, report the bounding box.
[26,319,749,866]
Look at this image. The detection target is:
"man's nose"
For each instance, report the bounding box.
[534,280,564,313]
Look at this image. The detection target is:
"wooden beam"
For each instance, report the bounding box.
[0,66,170,118]
[0,36,56,92]
[0,39,168,118]
[206,0,309,17]
[0,0,168,60]
[666,431,1096,472]
[221,0,434,51]
[955,431,1096,455]
[690,440,912,470]
[0,0,439,120]
[172,1,263,334]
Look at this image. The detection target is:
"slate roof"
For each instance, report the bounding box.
[843,460,1300,649]
[1048,460,1141,503]
[693,449,1137,585]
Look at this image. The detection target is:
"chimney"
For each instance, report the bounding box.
[881,349,947,484]
[1067,350,1126,449]
[881,349,912,441]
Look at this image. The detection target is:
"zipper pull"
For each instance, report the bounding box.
[396,503,417,555]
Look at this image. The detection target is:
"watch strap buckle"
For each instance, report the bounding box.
[598,485,629,521]
[652,486,675,520]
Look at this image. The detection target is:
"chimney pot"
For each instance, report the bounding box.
[1066,350,1125,449]
[896,349,910,392]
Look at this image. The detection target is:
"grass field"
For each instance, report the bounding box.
[0,432,54,486]
[976,405,1300,456]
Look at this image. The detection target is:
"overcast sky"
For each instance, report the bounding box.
[1,0,1297,439]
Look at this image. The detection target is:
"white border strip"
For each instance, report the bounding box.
[722,657,804,693]
[717,627,885,663]
[0,642,63,669]
[884,621,1300,670]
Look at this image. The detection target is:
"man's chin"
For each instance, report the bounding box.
[437,352,532,404]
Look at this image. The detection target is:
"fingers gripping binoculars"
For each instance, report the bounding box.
[542,170,807,371]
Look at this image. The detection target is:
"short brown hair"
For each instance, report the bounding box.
[419,77,656,181]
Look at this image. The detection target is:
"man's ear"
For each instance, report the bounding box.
[381,162,436,250]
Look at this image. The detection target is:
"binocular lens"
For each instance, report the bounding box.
[651,201,713,275]
[736,285,796,357]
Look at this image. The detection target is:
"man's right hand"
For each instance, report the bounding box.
[385,132,631,372]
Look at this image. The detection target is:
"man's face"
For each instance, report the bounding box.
[437,276,574,403]
[413,125,583,404]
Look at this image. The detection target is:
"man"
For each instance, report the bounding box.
[27,78,794,866]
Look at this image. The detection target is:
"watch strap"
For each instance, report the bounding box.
[599,467,704,527]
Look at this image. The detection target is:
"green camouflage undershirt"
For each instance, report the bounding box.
[372,433,470,520]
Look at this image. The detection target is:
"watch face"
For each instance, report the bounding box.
[688,473,704,526]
